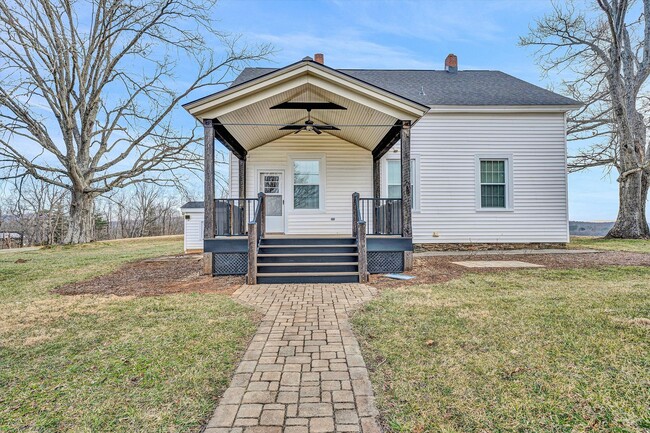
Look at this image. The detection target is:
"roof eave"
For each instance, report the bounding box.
[426,104,583,113]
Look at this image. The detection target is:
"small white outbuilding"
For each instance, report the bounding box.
[180,202,204,253]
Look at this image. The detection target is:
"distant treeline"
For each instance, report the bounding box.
[569,221,615,237]
[1,178,188,247]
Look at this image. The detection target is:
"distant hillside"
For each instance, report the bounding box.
[570,221,614,237]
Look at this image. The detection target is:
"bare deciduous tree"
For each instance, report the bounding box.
[522,0,650,238]
[0,0,271,243]
[4,177,67,245]
[100,184,183,239]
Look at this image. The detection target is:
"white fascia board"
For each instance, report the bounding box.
[426,104,582,113]
[180,207,204,213]
[186,63,429,120]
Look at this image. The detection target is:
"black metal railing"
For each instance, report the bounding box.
[358,198,403,235]
[250,192,266,245]
[215,198,259,236]
[247,193,266,284]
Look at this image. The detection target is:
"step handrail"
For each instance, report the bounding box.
[247,193,265,285]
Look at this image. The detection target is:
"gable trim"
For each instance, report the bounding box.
[184,60,430,120]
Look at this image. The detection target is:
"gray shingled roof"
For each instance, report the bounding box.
[230,67,579,106]
[181,201,204,209]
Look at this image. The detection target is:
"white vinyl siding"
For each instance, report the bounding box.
[382,111,569,244]
[228,111,569,243]
[231,133,372,235]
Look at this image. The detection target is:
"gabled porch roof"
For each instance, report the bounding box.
[183,58,430,155]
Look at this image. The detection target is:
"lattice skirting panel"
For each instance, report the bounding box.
[368,251,404,274]
[213,252,248,275]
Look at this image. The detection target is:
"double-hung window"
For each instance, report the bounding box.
[386,159,416,209]
[293,160,320,209]
[479,158,509,209]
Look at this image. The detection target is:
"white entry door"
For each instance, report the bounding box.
[260,171,284,233]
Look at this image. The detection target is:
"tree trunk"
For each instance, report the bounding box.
[64,190,96,244]
[607,171,650,238]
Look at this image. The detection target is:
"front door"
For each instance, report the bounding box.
[260,171,284,233]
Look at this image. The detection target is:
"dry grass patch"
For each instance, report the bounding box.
[0,237,258,432]
[570,236,650,253]
[353,267,650,432]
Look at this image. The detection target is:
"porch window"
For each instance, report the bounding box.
[293,160,320,209]
[386,159,416,208]
[479,159,507,208]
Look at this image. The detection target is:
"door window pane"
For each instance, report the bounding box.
[266,195,283,216]
[263,175,280,193]
[293,160,320,209]
[480,159,507,208]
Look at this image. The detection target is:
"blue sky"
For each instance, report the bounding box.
[190,0,619,221]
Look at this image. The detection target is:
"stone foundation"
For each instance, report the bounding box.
[414,242,567,252]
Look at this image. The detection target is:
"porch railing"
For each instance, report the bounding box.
[357,197,403,236]
[352,193,368,283]
[247,193,266,285]
[215,198,259,236]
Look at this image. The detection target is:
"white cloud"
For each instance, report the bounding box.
[245,31,435,69]
[328,0,513,44]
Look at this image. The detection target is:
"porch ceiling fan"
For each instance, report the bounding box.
[278,108,340,135]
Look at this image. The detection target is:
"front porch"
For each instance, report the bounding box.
[183,56,429,283]
[203,194,413,283]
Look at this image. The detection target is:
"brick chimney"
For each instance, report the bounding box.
[314,53,324,64]
[445,54,458,73]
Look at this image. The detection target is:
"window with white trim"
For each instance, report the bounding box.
[293,160,320,209]
[386,159,416,208]
[479,159,508,208]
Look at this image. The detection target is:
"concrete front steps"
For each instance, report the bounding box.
[256,237,360,284]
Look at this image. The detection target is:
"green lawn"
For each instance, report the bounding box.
[0,237,257,433]
[354,263,650,431]
[571,236,650,253]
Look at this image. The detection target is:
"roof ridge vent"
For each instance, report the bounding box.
[302,56,313,61]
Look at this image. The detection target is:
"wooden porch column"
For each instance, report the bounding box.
[203,118,215,275]
[358,220,368,283]
[239,157,246,199]
[247,221,257,284]
[372,158,381,199]
[401,120,413,271]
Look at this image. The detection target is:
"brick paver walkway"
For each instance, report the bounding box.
[204,284,381,433]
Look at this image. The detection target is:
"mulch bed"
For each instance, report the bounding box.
[54,255,244,297]
[370,250,650,288]
[54,250,650,296]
